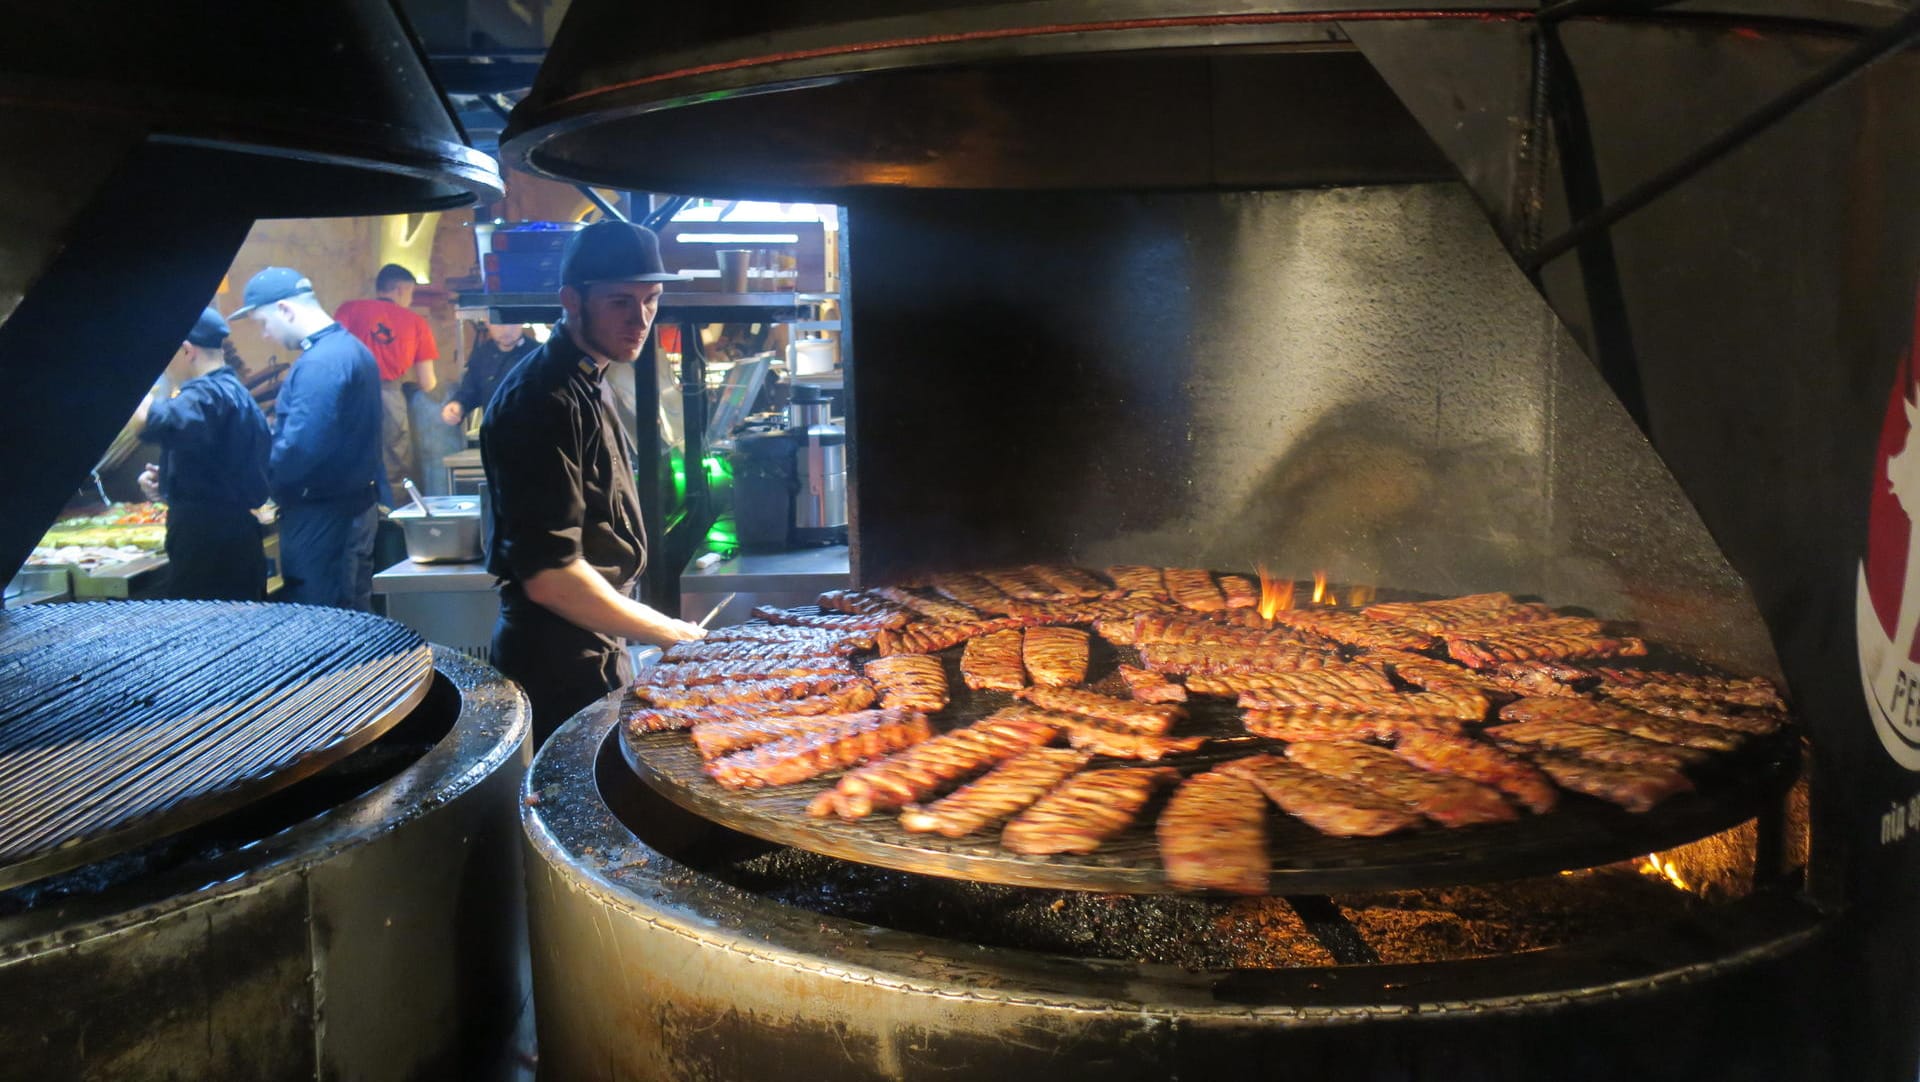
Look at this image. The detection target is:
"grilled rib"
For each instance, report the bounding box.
[1521,749,1694,813]
[1187,665,1393,698]
[706,709,932,789]
[807,710,1059,818]
[1009,594,1178,627]
[1003,707,1211,761]
[980,567,1067,601]
[1219,574,1259,609]
[1233,683,1489,719]
[1012,686,1184,735]
[1387,726,1559,814]
[929,572,1017,615]
[629,679,879,740]
[876,617,1024,656]
[1156,769,1271,894]
[1584,668,1786,711]
[665,638,862,664]
[1221,753,1423,837]
[872,585,983,623]
[1121,611,1314,649]
[1595,693,1784,735]
[638,674,856,711]
[1368,651,1521,701]
[683,685,883,758]
[1441,619,1647,669]
[635,655,853,690]
[1496,696,1745,752]
[1266,609,1437,651]
[1022,626,1090,687]
[752,605,910,632]
[701,623,874,653]
[815,589,914,622]
[1165,568,1227,612]
[961,628,1027,691]
[1362,593,1554,633]
[1282,741,1517,827]
[1118,665,1188,704]
[1138,642,1344,676]
[1241,708,1447,744]
[861,653,950,712]
[1104,564,1168,597]
[897,747,1090,836]
[1486,719,1708,769]
[1002,768,1178,855]
[1024,564,1122,599]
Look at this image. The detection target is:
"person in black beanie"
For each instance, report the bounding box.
[482,221,706,744]
[135,306,272,600]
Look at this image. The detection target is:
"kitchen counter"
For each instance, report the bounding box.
[679,544,850,626]
[372,559,500,659]
[373,558,495,593]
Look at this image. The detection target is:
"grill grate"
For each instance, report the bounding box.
[0,601,433,890]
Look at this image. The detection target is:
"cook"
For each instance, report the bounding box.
[481,220,705,744]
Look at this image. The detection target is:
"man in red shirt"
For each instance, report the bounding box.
[335,263,439,497]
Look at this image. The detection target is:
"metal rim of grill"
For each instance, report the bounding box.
[0,601,433,891]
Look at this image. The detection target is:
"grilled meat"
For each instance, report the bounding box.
[682,685,882,758]
[638,674,857,711]
[1221,753,1423,837]
[1138,642,1344,676]
[1165,567,1227,612]
[1282,741,1517,827]
[1025,564,1121,599]
[1441,619,1647,669]
[1002,767,1178,855]
[1486,719,1708,769]
[876,617,1024,656]
[1584,668,1786,711]
[1012,686,1184,734]
[1218,574,1259,609]
[701,623,874,653]
[1387,726,1559,814]
[1188,665,1394,700]
[1522,749,1694,813]
[1118,665,1188,704]
[706,709,932,789]
[1241,708,1427,743]
[631,682,870,738]
[1009,594,1178,627]
[980,567,1067,601]
[753,605,909,632]
[635,655,853,691]
[1122,611,1314,649]
[807,710,1058,818]
[1104,564,1169,597]
[872,585,983,623]
[664,638,861,664]
[929,572,1018,615]
[1022,626,1090,687]
[897,747,1091,836]
[1596,693,1784,735]
[1266,608,1436,651]
[1156,769,1271,894]
[961,628,1027,691]
[1362,593,1554,633]
[1055,715,1207,760]
[861,653,950,712]
[1497,696,1744,752]
[815,589,914,620]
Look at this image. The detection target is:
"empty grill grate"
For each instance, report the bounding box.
[0,601,433,890]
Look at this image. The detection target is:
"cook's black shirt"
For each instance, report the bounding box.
[481,325,647,601]
[144,366,271,509]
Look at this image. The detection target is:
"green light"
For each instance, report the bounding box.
[670,449,687,502]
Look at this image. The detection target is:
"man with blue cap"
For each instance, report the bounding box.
[231,267,386,610]
[135,306,272,600]
[482,220,706,743]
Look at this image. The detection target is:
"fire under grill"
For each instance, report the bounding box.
[0,601,432,890]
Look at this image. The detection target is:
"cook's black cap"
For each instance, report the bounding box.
[560,220,687,288]
[185,306,229,348]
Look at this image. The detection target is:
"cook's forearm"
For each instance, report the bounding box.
[521,560,695,644]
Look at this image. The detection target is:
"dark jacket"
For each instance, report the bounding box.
[270,324,386,509]
[454,333,540,414]
[144,366,271,508]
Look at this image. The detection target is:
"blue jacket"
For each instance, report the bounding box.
[270,324,386,509]
[145,366,271,508]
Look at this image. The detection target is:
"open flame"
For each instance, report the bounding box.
[1639,853,1691,892]
[1312,570,1331,606]
[1256,564,1295,620]
[1346,583,1377,607]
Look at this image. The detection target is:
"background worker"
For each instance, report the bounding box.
[232,267,385,610]
[134,306,272,600]
[335,263,439,495]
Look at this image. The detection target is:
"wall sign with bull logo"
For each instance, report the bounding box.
[1858,290,1920,790]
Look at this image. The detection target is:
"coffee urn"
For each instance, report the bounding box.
[788,385,848,545]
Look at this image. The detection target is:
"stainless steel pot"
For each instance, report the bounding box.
[390,496,484,563]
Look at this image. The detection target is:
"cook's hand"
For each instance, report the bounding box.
[650,617,707,643]
[440,400,464,426]
[137,463,161,501]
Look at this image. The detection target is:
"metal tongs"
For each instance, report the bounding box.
[400,478,433,517]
